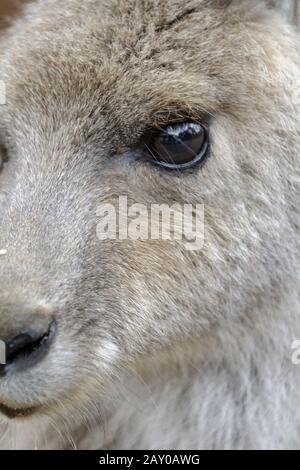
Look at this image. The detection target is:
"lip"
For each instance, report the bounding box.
[0,402,38,419]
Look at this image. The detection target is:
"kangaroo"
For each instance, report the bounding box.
[0,0,299,450]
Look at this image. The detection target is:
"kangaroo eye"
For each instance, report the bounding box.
[146,123,209,170]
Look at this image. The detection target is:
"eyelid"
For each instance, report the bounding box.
[136,108,210,142]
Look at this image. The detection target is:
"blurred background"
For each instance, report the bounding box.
[0,0,21,16]
[0,0,26,28]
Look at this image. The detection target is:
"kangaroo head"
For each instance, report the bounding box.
[0,0,299,431]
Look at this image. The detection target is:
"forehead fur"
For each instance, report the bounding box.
[0,0,297,146]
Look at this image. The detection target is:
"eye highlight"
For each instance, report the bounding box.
[146,122,209,170]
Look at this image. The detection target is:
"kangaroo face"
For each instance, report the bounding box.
[0,0,299,423]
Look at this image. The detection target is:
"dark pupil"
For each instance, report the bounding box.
[153,124,205,165]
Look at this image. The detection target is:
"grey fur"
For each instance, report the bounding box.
[0,0,299,449]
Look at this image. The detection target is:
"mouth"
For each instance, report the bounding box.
[0,402,38,419]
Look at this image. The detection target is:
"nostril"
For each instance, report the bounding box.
[7,332,41,361]
[0,320,56,377]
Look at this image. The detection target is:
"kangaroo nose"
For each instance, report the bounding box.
[0,317,56,377]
